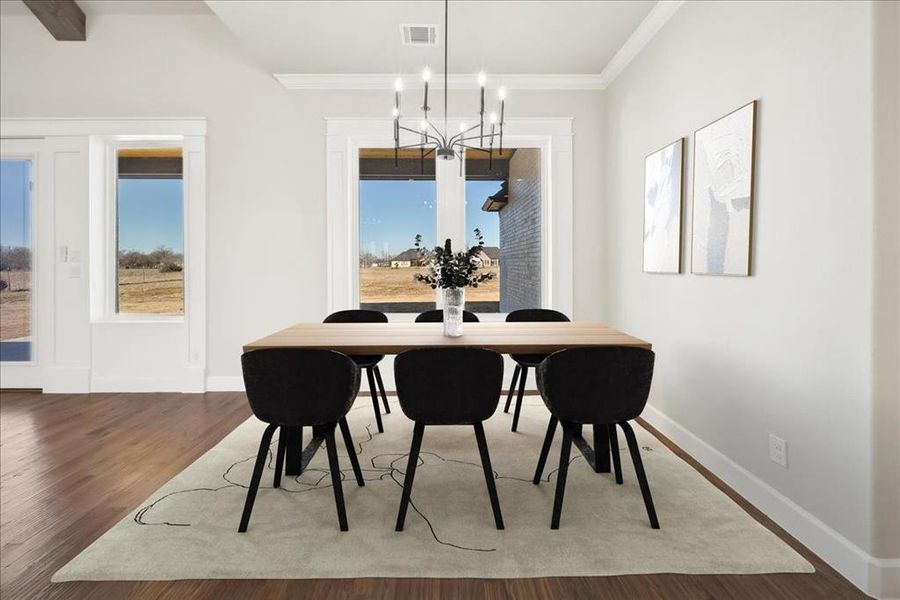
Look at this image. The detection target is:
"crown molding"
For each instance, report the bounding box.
[598,0,686,89]
[274,73,605,91]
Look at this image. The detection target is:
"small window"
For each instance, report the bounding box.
[116,148,184,315]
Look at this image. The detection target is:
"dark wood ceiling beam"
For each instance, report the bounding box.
[22,0,86,41]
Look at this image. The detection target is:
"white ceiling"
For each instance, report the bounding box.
[204,0,657,75]
[0,0,210,15]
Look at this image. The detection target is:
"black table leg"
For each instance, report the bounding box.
[571,423,611,474]
[593,424,611,473]
[284,425,327,476]
[283,426,302,476]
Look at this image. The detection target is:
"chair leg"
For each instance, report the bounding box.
[324,424,349,531]
[533,416,559,484]
[551,422,574,530]
[366,367,384,433]
[609,423,623,484]
[619,421,660,529]
[274,427,286,488]
[503,365,520,413]
[373,365,391,414]
[238,423,278,532]
[339,417,365,487]
[473,422,504,530]
[511,366,528,432]
[395,422,425,532]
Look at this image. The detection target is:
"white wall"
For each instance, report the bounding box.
[600,1,898,596]
[0,13,603,389]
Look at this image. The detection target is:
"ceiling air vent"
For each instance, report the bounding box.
[400,24,438,46]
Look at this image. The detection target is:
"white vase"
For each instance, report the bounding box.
[442,287,465,337]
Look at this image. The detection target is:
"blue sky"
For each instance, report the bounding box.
[0,160,32,248]
[359,179,502,257]
[117,179,184,253]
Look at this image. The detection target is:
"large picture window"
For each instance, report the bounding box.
[115,147,184,316]
[355,146,543,315]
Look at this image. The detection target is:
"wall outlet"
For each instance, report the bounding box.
[769,434,788,468]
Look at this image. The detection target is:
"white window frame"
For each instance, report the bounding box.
[0,139,41,366]
[96,136,187,323]
[326,117,573,321]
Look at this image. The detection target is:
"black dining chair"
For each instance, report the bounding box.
[532,346,659,530]
[503,308,570,432]
[238,348,365,532]
[324,309,391,433]
[393,348,505,531]
[414,309,480,323]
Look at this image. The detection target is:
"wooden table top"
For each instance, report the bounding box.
[243,321,651,355]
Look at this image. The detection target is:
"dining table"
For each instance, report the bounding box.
[243,320,652,478]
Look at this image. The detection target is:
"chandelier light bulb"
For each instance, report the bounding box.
[477,71,487,87]
[489,112,498,124]
[459,122,467,132]
[498,87,507,101]
[422,67,431,82]
[419,120,428,131]
[392,107,399,118]
[394,77,404,92]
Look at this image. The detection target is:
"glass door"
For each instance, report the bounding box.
[0,150,36,364]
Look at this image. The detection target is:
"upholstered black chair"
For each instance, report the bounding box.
[393,348,505,531]
[503,308,570,432]
[324,310,391,433]
[414,309,480,323]
[532,346,659,530]
[239,348,364,532]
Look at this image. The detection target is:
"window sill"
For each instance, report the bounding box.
[92,316,185,325]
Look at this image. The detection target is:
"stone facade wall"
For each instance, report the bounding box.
[499,149,541,312]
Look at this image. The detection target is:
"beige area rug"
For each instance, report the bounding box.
[53,399,813,581]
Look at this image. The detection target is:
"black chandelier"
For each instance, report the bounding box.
[391,0,507,170]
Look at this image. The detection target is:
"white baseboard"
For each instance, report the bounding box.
[206,375,245,392]
[90,367,207,393]
[642,404,900,600]
[43,365,91,393]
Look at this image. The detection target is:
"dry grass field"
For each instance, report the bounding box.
[118,268,184,315]
[359,266,499,303]
[0,271,31,341]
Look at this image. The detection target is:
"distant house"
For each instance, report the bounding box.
[390,248,421,268]
[479,246,500,267]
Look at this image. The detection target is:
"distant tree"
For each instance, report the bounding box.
[359,250,379,268]
[0,246,31,271]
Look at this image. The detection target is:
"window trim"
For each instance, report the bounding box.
[326,117,573,319]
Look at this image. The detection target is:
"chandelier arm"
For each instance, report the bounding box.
[448,123,482,146]
[396,141,439,150]
[398,125,442,146]
[425,120,449,146]
[455,131,502,144]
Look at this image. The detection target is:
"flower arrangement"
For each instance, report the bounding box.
[412,229,496,289]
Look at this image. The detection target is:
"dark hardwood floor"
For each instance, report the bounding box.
[0,391,868,600]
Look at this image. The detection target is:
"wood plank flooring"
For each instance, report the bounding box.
[0,391,869,599]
